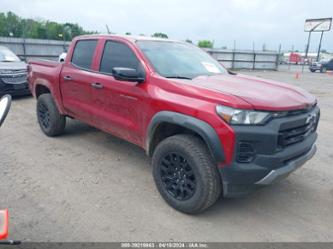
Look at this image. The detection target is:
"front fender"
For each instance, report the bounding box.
[146,111,225,163]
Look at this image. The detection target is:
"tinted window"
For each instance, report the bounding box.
[71,40,97,69]
[100,41,139,74]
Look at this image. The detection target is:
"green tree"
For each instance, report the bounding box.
[197,40,214,48]
[152,32,168,38]
[0,11,95,41]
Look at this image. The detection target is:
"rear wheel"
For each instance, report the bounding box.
[37,93,66,136]
[152,134,222,214]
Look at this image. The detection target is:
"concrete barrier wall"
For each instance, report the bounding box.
[0,36,70,61]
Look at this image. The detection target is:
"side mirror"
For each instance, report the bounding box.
[0,95,11,127]
[0,209,8,240]
[112,67,145,83]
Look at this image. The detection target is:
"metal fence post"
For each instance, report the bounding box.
[22,38,27,61]
[231,51,235,70]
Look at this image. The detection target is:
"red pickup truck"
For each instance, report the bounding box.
[28,35,319,214]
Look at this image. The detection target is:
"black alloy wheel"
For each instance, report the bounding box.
[159,152,196,201]
[38,102,50,129]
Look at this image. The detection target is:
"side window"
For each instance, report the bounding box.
[100,41,139,74]
[71,40,97,69]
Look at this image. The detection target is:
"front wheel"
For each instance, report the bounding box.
[37,93,66,137]
[152,134,222,214]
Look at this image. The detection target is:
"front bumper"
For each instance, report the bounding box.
[255,144,316,185]
[220,106,319,197]
[0,81,30,97]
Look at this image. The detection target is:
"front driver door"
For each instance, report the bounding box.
[89,40,148,146]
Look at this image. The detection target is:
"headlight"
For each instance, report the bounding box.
[216,106,271,125]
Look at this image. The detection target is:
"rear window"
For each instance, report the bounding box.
[71,40,97,69]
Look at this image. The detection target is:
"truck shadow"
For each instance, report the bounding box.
[11,94,32,101]
[62,119,99,137]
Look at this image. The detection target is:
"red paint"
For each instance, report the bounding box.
[289,53,302,64]
[0,209,8,240]
[28,35,317,166]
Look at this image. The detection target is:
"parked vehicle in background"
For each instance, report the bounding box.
[289,52,302,64]
[58,52,67,63]
[28,35,319,214]
[0,46,30,97]
[309,59,333,73]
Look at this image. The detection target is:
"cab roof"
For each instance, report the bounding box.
[75,34,181,44]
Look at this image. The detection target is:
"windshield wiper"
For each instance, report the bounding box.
[165,76,192,80]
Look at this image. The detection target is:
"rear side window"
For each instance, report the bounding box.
[100,41,139,74]
[71,40,97,69]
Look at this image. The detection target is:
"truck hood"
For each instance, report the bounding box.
[178,74,316,111]
[0,61,27,70]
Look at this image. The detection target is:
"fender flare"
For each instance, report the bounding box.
[33,82,66,115]
[146,111,225,163]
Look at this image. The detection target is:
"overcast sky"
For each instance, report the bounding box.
[2,0,333,52]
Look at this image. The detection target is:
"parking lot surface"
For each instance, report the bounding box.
[1,68,333,242]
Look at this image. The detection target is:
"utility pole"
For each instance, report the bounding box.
[305,31,312,59]
[106,24,111,34]
[316,31,324,62]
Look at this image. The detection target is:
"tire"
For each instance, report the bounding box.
[37,93,66,137]
[310,69,316,73]
[152,134,222,214]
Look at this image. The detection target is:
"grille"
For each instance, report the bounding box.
[278,113,319,147]
[1,75,27,84]
[0,69,27,75]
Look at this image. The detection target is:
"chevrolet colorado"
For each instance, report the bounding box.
[28,35,320,214]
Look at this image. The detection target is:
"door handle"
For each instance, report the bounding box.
[91,82,104,89]
[63,76,72,81]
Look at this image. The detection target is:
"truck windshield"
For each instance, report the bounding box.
[137,41,227,79]
[0,47,21,62]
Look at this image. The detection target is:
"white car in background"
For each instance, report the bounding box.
[58,52,67,63]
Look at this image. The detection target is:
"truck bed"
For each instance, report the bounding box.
[27,59,63,98]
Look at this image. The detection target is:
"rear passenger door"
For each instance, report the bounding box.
[90,40,147,146]
[60,39,98,122]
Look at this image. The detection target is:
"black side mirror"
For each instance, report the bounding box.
[0,95,11,127]
[112,67,145,83]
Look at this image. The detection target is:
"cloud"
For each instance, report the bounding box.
[1,0,332,51]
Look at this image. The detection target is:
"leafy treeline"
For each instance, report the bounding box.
[0,11,95,41]
[0,11,215,48]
